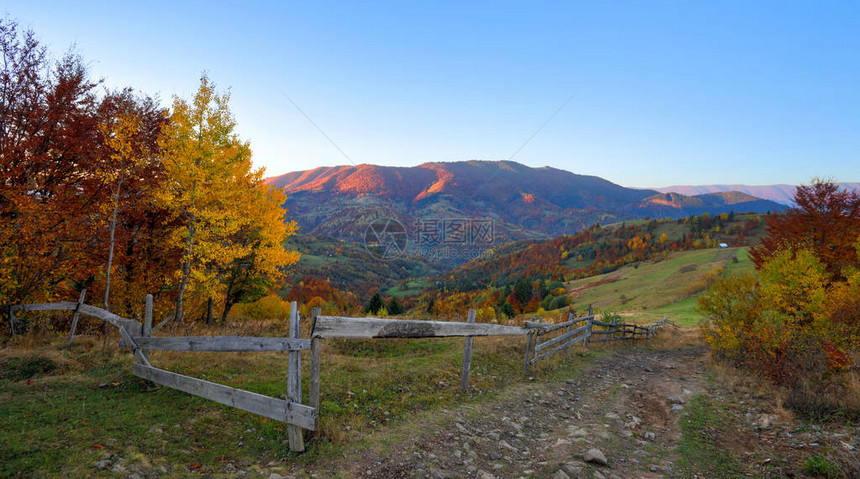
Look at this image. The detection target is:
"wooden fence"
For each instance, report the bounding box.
[9,296,673,453]
[9,294,316,452]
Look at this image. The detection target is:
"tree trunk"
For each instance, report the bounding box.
[205,297,213,325]
[221,279,235,324]
[104,181,123,312]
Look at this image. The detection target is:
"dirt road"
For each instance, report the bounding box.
[339,345,707,479]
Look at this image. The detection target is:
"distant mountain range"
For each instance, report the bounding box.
[655,183,860,205]
[266,161,785,250]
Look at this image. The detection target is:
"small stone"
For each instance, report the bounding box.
[667,396,685,405]
[499,440,516,450]
[489,452,502,460]
[644,431,656,440]
[487,432,500,441]
[582,448,608,466]
[553,470,571,479]
[650,465,661,472]
[671,404,684,413]
[605,412,620,420]
[477,472,495,479]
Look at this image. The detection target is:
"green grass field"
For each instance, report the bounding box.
[564,247,752,327]
[0,323,598,477]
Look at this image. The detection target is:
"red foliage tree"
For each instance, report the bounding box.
[750,180,860,280]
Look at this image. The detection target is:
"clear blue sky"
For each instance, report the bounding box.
[5,1,859,187]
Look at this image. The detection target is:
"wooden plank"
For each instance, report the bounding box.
[117,323,151,367]
[13,302,79,312]
[525,317,588,333]
[531,334,587,364]
[67,289,87,347]
[132,363,316,430]
[76,304,135,330]
[313,316,530,339]
[309,307,322,424]
[534,323,589,352]
[460,309,476,392]
[133,336,310,352]
[287,302,304,452]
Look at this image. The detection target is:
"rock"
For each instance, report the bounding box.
[487,432,500,441]
[667,396,685,404]
[93,458,112,470]
[499,440,515,450]
[553,470,571,479]
[671,404,684,413]
[650,465,661,472]
[489,452,502,461]
[605,412,620,420]
[567,426,589,438]
[562,463,582,475]
[582,448,608,466]
[476,471,495,479]
[644,431,656,440]
[268,474,286,479]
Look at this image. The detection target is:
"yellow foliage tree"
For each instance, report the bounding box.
[158,75,298,322]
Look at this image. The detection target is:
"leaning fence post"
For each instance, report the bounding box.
[142,294,153,362]
[461,309,476,392]
[287,302,305,452]
[67,289,87,347]
[309,306,321,432]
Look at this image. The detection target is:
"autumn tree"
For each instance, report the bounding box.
[0,19,106,312]
[158,75,298,323]
[750,179,860,279]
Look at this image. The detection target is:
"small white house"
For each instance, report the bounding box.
[718,243,729,248]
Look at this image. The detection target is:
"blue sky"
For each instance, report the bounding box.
[5,1,859,187]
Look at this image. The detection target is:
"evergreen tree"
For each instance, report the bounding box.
[500,302,515,318]
[365,292,383,314]
[387,297,405,315]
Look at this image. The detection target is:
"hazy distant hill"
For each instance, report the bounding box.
[655,183,860,205]
[266,161,784,250]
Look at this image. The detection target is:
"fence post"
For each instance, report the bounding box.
[461,309,476,392]
[585,305,594,347]
[309,306,321,432]
[564,312,574,353]
[67,289,87,347]
[142,294,153,362]
[287,302,305,452]
[524,330,535,372]
[7,306,17,336]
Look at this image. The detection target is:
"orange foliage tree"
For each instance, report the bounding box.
[750,179,860,280]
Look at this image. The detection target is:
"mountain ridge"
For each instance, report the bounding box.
[655,183,860,205]
[266,161,784,256]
